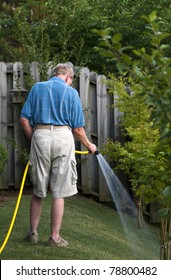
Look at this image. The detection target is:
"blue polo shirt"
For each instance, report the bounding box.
[20,77,85,128]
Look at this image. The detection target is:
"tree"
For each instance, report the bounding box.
[1,0,171,73]
[0,0,104,68]
[95,11,171,259]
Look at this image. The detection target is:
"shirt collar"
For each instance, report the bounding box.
[50,77,65,83]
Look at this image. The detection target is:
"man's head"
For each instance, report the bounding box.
[53,63,74,85]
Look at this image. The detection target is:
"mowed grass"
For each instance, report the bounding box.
[0,192,160,260]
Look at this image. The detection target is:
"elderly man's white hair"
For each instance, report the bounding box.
[53,63,74,77]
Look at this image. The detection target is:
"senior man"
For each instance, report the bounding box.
[20,63,96,247]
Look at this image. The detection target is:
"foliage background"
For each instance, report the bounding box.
[1,0,171,74]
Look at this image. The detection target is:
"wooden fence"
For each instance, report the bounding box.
[0,62,125,202]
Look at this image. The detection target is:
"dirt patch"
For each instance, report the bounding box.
[0,193,8,205]
[0,187,32,207]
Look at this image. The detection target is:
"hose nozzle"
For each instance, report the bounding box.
[95,150,100,155]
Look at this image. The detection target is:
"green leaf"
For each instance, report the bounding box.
[98,40,111,48]
[99,49,115,58]
[158,33,171,42]
[134,66,143,77]
[163,186,171,198]
[160,126,170,139]
[91,28,112,38]
[159,44,170,51]
[122,54,132,66]
[159,208,171,219]
[111,33,122,44]
[149,11,157,22]
[166,112,171,121]
[133,50,143,58]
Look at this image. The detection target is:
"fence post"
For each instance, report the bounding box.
[0,62,8,189]
[11,62,28,188]
[97,75,111,201]
[30,62,41,82]
[79,67,94,194]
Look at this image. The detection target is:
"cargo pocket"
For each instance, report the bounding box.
[71,160,78,185]
[29,160,37,187]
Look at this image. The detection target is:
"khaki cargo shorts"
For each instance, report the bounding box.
[29,127,78,198]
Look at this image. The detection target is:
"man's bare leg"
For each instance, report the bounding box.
[30,194,42,233]
[51,197,64,241]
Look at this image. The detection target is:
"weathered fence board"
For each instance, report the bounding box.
[79,67,93,194]
[0,63,8,189]
[97,75,111,201]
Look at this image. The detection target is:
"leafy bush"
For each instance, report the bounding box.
[0,143,8,174]
[96,11,171,259]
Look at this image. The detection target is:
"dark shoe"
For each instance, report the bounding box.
[25,231,38,244]
[48,236,69,247]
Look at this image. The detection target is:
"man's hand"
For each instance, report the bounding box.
[72,127,97,153]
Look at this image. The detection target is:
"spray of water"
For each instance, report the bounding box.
[96,153,137,216]
[96,152,159,259]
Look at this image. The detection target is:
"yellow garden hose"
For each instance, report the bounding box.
[0,150,89,254]
[0,161,29,254]
[75,150,90,155]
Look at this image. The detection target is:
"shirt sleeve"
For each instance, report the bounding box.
[20,85,35,120]
[70,94,85,128]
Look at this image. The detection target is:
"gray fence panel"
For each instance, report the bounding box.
[97,75,111,201]
[0,63,8,188]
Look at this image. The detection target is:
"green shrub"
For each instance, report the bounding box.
[0,143,8,174]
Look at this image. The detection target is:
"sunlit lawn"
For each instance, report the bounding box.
[0,192,160,260]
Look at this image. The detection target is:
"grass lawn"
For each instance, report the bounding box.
[0,192,160,260]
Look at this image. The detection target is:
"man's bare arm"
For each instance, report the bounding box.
[20,117,33,140]
[72,127,96,153]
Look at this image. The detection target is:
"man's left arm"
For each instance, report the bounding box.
[20,117,33,140]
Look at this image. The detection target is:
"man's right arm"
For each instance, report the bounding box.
[72,127,97,153]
